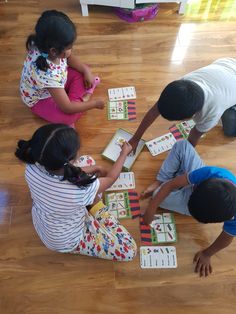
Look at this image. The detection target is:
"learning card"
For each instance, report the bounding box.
[140,213,177,245]
[146,133,177,156]
[73,155,96,168]
[106,172,135,191]
[107,100,136,121]
[108,86,136,101]
[169,119,195,140]
[140,246,177,269]
[102,128,146,171]
[105,190,140,219]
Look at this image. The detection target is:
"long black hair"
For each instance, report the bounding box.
[15,124,96,188]
[26,10,77,71]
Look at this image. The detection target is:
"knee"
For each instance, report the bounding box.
[222,107,236,137]
[116,238,137,262]
[173,139,191,152]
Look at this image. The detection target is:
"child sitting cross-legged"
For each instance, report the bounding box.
[15,124,137,261]
[142,140,236,277]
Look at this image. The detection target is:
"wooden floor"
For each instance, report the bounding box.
[0,0,236,313]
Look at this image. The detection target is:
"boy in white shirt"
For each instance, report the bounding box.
[129,58,236,148]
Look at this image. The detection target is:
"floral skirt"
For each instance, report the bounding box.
[71,201,137,261]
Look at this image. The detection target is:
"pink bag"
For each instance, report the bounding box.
[114,4,159,23]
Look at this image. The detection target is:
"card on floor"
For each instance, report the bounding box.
[108,86,136,101]
[73,155,96,168]
[107,100,136,121]
[105,190,140,219]
[106,172,135,191]
[169,119,195,140]
[140,214,177,245]
[146,133,176,156]
[140,246,177,269]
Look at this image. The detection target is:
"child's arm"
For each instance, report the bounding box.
[143,174,189,225]
[188,126,205,147]
[193,231,234,277]
[81,165,107,177]
[47,88,104,114]
[129,104,160,152]
[67,54,94,88]
[96,142,133,195]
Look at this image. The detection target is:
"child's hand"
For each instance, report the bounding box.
[193,250,213,277]
[84,72,95,89]
[143,206,154,225]
[120,141,133,156]
[94,99,105,110]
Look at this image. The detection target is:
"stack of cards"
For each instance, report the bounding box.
[102,129,146,171]
[146,133,176,156]
[108,86,136,101]
[106,172,135,191]
[140,213,177,245]
[169,119,195,140]
[105,190,140,219]
[140,246,177,269]
[107,100,136,121]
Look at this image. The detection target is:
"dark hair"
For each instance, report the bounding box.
[157,80,204,120]
[15,124,96,188]
[188,178,236,223]
[26,10,76,71]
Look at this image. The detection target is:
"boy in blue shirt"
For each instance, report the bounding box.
[142,140,236,277]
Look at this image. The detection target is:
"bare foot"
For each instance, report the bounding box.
[140,181,162,199]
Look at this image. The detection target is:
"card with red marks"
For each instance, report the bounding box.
[140,213,177,245]
[105,190,140,219]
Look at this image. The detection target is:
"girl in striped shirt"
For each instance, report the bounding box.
[15,124,137,261]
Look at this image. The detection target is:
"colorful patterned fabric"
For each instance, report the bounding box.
[20,48,67,107]
[72,202,137,261]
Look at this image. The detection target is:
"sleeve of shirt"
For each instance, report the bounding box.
[195,119,218,133]
[223,218,236,236]
[188,166,236,185]
[188,167,216,185]
[80,179,100,206]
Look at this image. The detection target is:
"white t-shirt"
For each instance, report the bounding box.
[25,163,99,252]
[20,48,67,107]
[182,58,236,133]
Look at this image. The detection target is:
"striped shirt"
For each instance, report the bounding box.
[25,163,100,252]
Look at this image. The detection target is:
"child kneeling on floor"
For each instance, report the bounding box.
[142,140,236,276]
[15,124,137,261]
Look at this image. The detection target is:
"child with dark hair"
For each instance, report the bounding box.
[15,124,137,261]
[141,140,236,277]
[20,10,103,126]
[130,58,236,148]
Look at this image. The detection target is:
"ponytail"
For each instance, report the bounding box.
[15,124,97,188]
[15,140,35,164]
[35,55,49,72]
[63,163,97,188]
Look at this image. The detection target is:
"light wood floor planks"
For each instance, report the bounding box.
[0,1,236,313]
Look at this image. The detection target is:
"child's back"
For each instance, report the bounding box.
[26,162,99,252]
